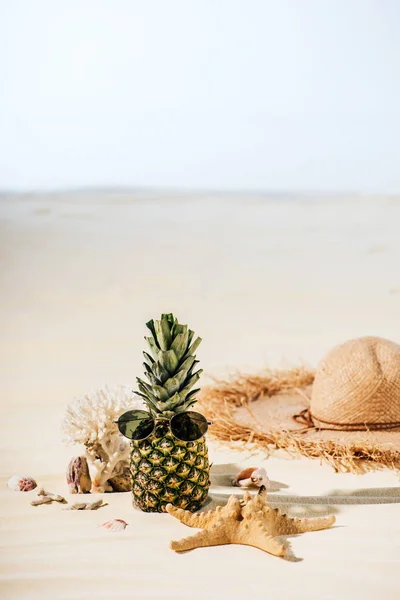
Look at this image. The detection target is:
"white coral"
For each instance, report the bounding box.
[62,385,143,492]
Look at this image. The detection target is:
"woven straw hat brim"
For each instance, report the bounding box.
[234,386,400,449]
[199,368,400,473]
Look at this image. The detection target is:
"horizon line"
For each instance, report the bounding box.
[1,186,399,198]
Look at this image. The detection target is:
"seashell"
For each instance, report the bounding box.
[232,467,257,487]
[233,467,269,489]
[250,467,269,488]
[66,457,92,494]
[7,475,37,492]
[100,519,128,532]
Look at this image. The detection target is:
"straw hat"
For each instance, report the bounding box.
[200,336,400,473]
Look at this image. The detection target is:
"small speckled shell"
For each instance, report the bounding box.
[100,519,128,532]
[7,475,37,492]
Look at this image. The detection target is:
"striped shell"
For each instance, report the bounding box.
[100,519,128,532]
[7,475,37,492]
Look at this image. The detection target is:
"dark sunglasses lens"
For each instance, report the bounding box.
[117,410,154,440]
[171,411,208,442]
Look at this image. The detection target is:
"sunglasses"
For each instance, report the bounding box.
[116,409,212,443]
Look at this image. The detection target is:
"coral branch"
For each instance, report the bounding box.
[62,385,143,492]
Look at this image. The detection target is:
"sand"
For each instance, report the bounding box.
[1,192,400,599]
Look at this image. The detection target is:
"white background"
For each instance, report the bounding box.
[1,0,399,192]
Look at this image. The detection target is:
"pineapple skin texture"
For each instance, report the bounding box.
[130,422,210,513]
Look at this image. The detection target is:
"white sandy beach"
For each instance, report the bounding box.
[1,193,400,600]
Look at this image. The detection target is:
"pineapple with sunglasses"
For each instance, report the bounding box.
[118,314,211,513]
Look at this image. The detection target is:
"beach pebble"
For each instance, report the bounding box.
[107,466,132,492]
[37,488,67,503]
[68,499,107,511]
[31,496,53,506]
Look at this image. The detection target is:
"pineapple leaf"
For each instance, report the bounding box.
[143,351,155,364]
[143,365,162,386]
[176,389,200,412]
[161,313,174,323]
[137,377,155,396]
[186,387,200,400]
[178,399,197,411]
[172,322,185,338]
[143,362,153,375]
[178,370,203,398]
[163,369,188,396]
[146,337,160,360]
[155,318,172,350]
[171,329,189,362]
[151,384,170,402]
[134,391,159,413]
[187,359,199,378]
[160,391,185,412]
[137,382,161,410]
[154,361,170,384]
[159,349,179,374]
[138,314,203,417]
[185,336,202,358]
[177,355,196,376]
[137,378,164,405]
[145,320,160,347]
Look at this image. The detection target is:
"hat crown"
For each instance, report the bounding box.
[311,337,400,430]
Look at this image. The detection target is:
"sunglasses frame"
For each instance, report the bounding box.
[116,409,213,443]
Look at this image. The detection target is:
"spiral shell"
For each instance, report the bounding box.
[7,475,37,492]
[233,467,269,488]
[249,467,269,488]
[100,519,128,532]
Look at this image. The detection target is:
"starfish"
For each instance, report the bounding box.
[166,485,335,558]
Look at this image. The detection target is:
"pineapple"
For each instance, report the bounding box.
[131,313,211,513]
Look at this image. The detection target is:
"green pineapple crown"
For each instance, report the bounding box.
[135,313,202,417]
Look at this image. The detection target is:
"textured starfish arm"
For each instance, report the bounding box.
[170,522,228,552]
[266,508,336,536]
[166,504,221,529]
[286,514,336,534]
[236,521,286,557]
[220,495,242,520]
[241,491,253,505]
